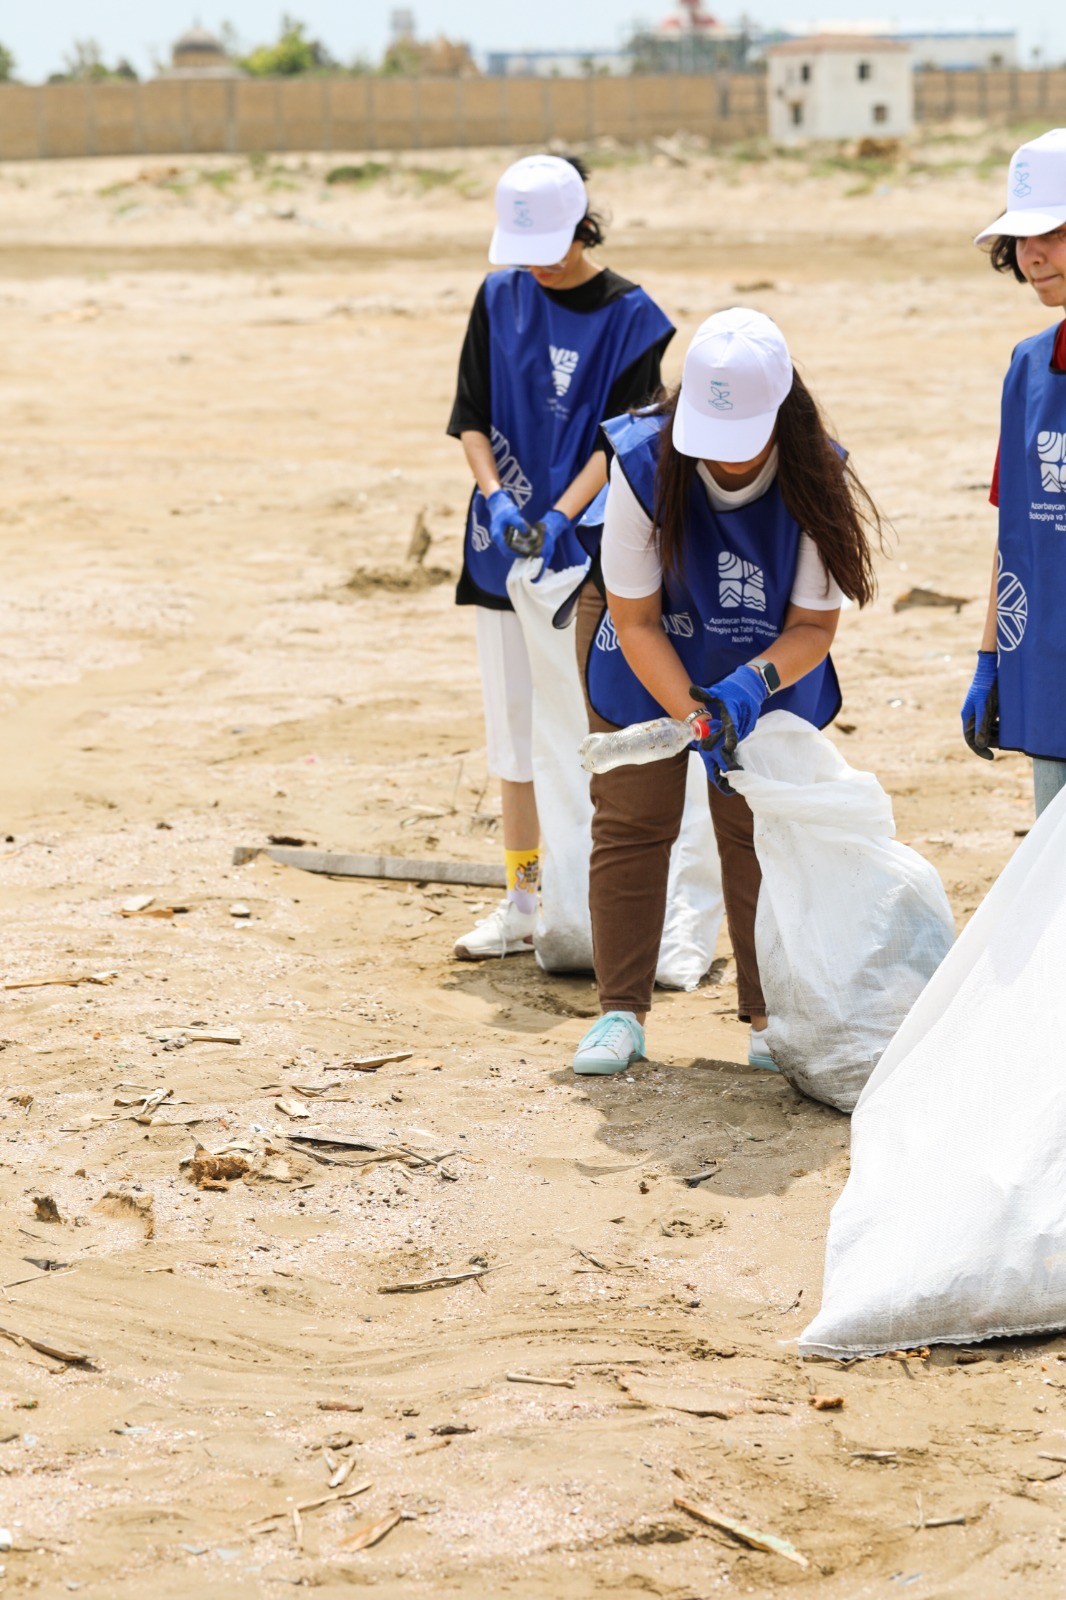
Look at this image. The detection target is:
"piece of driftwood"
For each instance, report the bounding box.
[232,844,505,888]
[675,1496,808,1567]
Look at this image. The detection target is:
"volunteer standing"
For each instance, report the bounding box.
[572,309,882,1074]
[448,155,674,960]
[963,129,1066,815]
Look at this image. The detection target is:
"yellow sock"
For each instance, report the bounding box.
[505,847,540,913]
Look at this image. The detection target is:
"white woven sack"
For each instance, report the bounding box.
[507,559,723,986]
[727,711,954,1112]
[801,781,1066,1356]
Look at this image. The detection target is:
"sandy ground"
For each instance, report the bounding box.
[1,134,1065,1598]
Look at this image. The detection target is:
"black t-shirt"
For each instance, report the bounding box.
[447,267,672,439]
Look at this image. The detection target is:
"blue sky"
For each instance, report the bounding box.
[4,3,1059,81]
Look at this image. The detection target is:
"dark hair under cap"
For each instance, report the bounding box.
[988,235,1027,282]
[563,154,607,248]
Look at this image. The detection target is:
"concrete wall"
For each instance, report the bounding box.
[769,50,914,143]
[0,71,1064,161]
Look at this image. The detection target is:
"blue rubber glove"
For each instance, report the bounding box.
[690,664,769,790]
[486,489,530,558]
[530,508,572,581]
[961,650,998,760]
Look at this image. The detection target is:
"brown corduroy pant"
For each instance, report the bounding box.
[576,583,765,1021]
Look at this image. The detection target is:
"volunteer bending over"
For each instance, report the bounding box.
[448,154,674,960]
[573,309,881,1075]
[963,129,1066,814]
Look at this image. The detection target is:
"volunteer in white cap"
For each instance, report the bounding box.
[448,154,674,959]
[570,308,883,1074]
[962,129,1066,815]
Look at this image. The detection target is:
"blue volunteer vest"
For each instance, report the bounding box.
[461,269,674,604]
[996,323,1066,759]
[585,413,841,779]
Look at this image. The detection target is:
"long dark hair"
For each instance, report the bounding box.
[988,234,1027,282]
[648,371,882,607]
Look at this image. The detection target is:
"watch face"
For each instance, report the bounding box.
[763,661,781,694]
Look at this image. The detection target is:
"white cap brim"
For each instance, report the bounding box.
[672,397,778,462]
[974,205,1066,243]
[489,222,575,266]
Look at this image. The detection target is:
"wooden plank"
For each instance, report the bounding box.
[232,845,504,888]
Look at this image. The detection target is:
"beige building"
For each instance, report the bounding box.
[766,35,913,143]
[161,26,243,79]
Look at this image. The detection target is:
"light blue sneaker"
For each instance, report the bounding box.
[572,1011,646,1076]
[748,1026,779,1072]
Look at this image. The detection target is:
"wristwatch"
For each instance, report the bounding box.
[749,657,781,695]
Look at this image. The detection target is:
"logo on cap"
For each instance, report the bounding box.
[1012,160,1032,200]
[512,199,534,230]
[708,381,733,412]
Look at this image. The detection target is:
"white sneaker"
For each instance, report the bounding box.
[453,898,537,960]
[572,1011,646,1076]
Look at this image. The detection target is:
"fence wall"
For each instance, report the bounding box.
[2,70,1066,161]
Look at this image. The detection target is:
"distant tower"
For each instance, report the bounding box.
[390,8,416,44]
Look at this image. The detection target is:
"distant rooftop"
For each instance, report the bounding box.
[766,34,911,55]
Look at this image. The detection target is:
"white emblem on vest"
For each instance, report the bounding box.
[595,612,619,652]
[997,562,1028,653]
[549,345,580,397]
[718,551,766,613]
[489,425,533,509]
[1038,431,1066,493]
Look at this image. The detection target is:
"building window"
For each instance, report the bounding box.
[857,60,871,80]
[800,62,811,81]
[791,102,804,126]
[872,103,889,124]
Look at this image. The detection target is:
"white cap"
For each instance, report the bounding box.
[672,308,793,461]
[489,155,587,267]
[975,128,1066,243]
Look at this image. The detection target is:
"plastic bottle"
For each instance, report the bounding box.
[579,713,713,775]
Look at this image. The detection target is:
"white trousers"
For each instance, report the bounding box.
[475,607,534,783]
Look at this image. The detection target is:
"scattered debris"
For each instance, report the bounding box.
[317,1400,364,1413]
[575,1247,636,1272]
[248,1479,371,1533]
[809,1394,845,1410]
[0,1324,94,1368]
[229,902,251,919]
[682,1167,719,1188]
[32,1197,63,1224]
[231,843,505,888]
[328,1457,356,1490]
[506,1372,575,1389]
[184,1146,252,1190]
[620,1378,740,1419]
[95,1190,155,1239]
[338,1052,413,1072]
[4,970,118,991]
[407,507,432,565]
[850,1449,898,1462]
[276,1097,311,1120]
[380,1267,490,1295]
[341,1509,407,1551]
[121,894,155,913]
[154,1026,241,1046]
[675,1496,808,1568]
[893,587,969,614]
